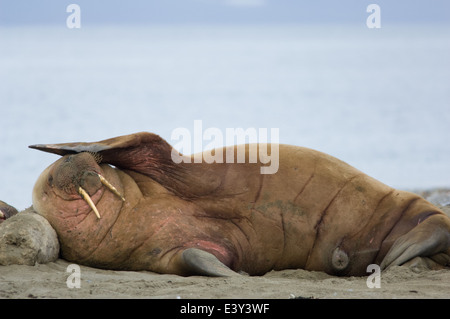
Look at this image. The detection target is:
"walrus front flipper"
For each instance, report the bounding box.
[29,142,112,156]
[181,248,239,277]
[29,132,181,180]
[29,132,163,159]
[29,132,170,159]
[29,132,199,196]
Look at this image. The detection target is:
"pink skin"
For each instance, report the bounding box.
[32,153,112,245]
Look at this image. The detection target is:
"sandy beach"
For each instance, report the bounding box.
[1,258,450,299]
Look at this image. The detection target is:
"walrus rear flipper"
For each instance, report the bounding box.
[181,248,239,277]
[380,214,450,270]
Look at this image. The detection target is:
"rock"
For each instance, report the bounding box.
[414,188,450,206]
[0,207,59,266]
[440,205,450,218]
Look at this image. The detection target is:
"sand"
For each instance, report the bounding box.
[1,259,450,299]
[0,189,449,299]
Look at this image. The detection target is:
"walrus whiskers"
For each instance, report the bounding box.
[77,174,125,219]
[97,173,125,202]
[78,187,101,219]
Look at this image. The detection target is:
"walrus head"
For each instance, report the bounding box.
[32,152,125,221]
[30,133,181,230]
[0,200,19,224]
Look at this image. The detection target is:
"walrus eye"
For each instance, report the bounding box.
[78,172,125,219]
[47,175,54,187]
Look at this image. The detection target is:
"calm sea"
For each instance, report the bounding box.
[1,24,449,210]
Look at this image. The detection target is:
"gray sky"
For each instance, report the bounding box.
[0,0,449,26]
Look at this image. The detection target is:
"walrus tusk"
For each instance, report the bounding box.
[0,210,4,219]
[78,187,101,219]
[77,174,124,219]
[97,174,125,202]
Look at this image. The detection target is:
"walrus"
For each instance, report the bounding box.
[29,132,450,276]
[0,201,19,224]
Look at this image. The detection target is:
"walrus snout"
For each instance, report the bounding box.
[79,171,103,195]
[52,153,102,196]
[33,152,125,220]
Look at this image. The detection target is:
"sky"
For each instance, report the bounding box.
[0,0,449,26]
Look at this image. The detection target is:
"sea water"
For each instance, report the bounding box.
[1,24,449,210]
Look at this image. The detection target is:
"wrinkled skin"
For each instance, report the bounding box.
[30,132,450,276]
